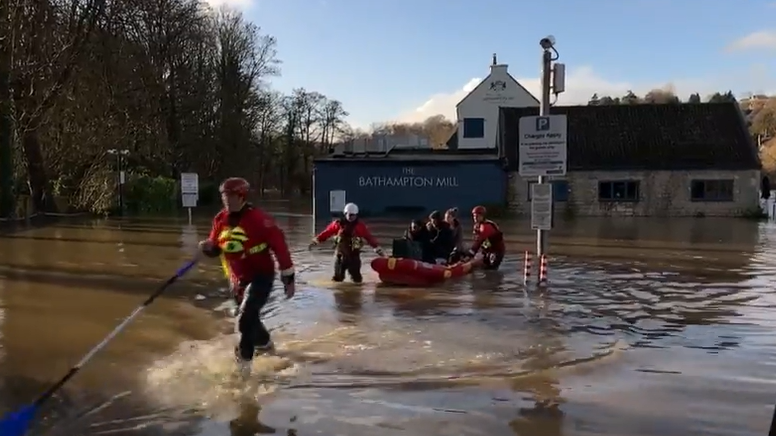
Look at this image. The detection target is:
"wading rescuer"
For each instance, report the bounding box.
[198,177,295,375]
[309,202,384,283]
[464,205,505,270]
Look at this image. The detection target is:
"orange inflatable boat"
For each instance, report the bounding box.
[370,257,483,286]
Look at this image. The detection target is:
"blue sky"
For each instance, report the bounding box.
[216,0,776,128]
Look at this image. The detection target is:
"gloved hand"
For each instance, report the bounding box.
[374,247,385,257]
[308,238,318,250]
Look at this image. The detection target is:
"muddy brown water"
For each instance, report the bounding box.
[0,214,775,436]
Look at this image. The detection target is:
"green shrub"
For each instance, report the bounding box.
[197,180,220,207]
[124,175,177,215]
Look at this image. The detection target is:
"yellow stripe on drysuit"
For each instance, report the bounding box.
[220,254,231,278]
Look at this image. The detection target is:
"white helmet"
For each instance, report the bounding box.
[343,203,359,215]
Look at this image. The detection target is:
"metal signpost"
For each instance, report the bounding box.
[180,172,199,225]
[108,149,129,216]
[518,36,566,258]
[530,182,553,231]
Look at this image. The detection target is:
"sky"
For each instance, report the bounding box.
[208,0,776,129]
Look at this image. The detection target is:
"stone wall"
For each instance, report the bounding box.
[508,169,761,217]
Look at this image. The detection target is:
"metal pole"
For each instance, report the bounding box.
[536,48,553,258]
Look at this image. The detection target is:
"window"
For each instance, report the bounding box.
[462,118,485,138]
[528,180,569,202]
[598,180,640,202]
[690,179,734,202]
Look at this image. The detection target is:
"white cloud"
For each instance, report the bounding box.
[727,30,776,51]
[394,66,764,124]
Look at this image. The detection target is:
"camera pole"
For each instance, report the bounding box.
[536,45,553,258]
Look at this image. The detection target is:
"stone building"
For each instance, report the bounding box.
[499,103,761,217]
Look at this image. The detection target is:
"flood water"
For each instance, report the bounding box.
[1,213,775,436]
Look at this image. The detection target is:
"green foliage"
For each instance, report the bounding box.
[588,90,739,105]
[197,180,221,207]
[0,2,352,217]
[124,175,177,215]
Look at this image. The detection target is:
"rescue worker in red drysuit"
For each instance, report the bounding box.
[198,177,295,375]
[464,205,506,270]
[309,202,384,283]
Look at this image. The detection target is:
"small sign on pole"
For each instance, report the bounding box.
[180,173,199,225]
[518,115,568,177]
[531,182,553,231]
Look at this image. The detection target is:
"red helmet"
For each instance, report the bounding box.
[219,177,250,198]
[471,205,486,215]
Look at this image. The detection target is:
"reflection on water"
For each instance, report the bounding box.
[0,216,775,435]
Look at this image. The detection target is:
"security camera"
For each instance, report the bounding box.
[539,35,556,50]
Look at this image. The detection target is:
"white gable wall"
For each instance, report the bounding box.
[455,64,539,149]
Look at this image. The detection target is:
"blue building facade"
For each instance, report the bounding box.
[312,156,507,219]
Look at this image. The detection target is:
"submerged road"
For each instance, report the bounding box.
[0,214,774,436]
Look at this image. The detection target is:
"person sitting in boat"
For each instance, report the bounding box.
[445,207,465,264]
[426,210,455,265]
[403,219,435,263]
[464,205,505,270]
[309,202,384,283]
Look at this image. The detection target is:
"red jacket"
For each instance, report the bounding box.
[314,218,380,249]
[470,220,505,255]
[208,206,295,283]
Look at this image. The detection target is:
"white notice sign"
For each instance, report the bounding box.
[329,190,346,213]
[181,193,198,208]
[519,115,568,177]
[531,183,553,231]
[181,172,199,195]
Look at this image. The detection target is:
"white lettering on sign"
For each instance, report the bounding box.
[358,176,459,188]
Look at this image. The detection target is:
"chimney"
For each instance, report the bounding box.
[489,53,508,76]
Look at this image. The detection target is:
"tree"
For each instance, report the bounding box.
[708,91,737,103]
[643,88,680,104]
[0,0,12,216]
[751,99,776,140]
[0,0,353,216]
[621,90,640,105]
[688,93,702,104]
[371,115,456,148]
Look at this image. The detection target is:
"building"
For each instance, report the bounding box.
[312,148,506,220]
[452,54,539,150]
[499,103,761,217]
[334,133,432,155]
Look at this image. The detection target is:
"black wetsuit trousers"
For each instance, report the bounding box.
[333,252,362,283]
[483,251,504,270]
[235,274,274,360]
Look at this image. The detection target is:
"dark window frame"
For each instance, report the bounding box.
[462,118,485,139]
[598,180,640,202]
[690,179,734,202]
[527,180,569,202]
